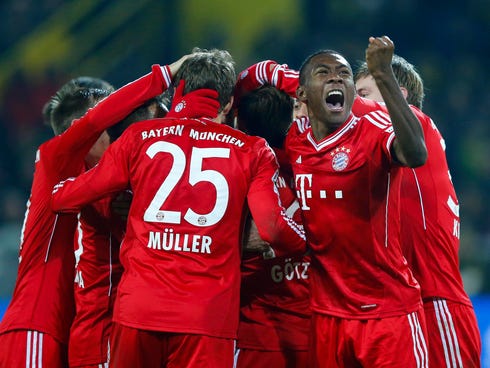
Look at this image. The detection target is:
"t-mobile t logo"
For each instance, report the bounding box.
[295,174,312,210]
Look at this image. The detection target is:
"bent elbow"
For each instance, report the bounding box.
[407,144,428,168]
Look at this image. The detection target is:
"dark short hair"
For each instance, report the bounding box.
[172,48,236,111]
[298,49,347,85]
[43,77,114,135]
[354,55,425,109]
[237,85,293,148]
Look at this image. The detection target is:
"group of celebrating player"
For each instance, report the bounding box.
[0,36,482,368]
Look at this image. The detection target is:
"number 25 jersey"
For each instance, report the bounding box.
[52,117,305,338]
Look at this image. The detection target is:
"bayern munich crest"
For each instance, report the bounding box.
[331,146,351,171]
[174,101,186,112]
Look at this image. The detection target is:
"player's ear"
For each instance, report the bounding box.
[222,97,234,115]
[399,86,408,101]
[296,86,307,103]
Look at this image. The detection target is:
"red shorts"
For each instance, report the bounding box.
[0,329,68,368]
[424,298,481,367]
[109,323,234,368]
[309,310,429,368]
[235,348,309,368]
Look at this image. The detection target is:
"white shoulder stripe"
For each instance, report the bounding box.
[371,110,391,125]
[293,116,310,133]
[364,111,392,130]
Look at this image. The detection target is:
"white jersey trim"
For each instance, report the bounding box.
[45,215,59,262]
[385,173,391,248]
[434,298,463,367]
[411,169,427,230]
[233,346,240,368]
[306,115,359,151]
[292,116,310,134]
[255,60,270,85]
[407,312,429,368]
[26,330,43,368]
[159,65,172,89]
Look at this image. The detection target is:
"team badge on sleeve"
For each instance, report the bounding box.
[330,146,351,171]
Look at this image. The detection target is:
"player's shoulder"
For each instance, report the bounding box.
[352,96,392,129]
[289,116,310,135]
[38,134,64,158]
[409,105,432,126]
[359,109,392,132]
[353,95,385,116]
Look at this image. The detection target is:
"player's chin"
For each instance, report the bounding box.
[325,109,348,124]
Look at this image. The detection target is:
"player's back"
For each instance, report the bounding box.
[353,99,470,304]
[400,108,470,304]
[111,117,282,338]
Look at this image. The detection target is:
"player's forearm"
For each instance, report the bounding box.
[236,60,299,98]
[56,65,172,158]
[80,64,172,132]
[373,69,427,167]
[249,197,306,257]
[51,177,92,213]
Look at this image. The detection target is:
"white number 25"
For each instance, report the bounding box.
[143,141,230,227]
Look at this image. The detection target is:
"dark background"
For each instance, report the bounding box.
[0,0,488,298]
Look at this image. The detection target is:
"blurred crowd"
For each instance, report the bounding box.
[0,0,488,297]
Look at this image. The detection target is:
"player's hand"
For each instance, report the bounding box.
[366,36,394,78]
[166,80,220,119]
[111,190,133,222]
[168,54,193,77]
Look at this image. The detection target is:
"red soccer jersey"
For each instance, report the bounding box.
[69,195,125,366]
[0,64,172,344]
[285,113,422,319]
[352,99,471,304]
[238,149,310,351]
[51,117,305,339]
[398,108,470,303]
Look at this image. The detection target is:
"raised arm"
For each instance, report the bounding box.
[53,54,194,167]
[235,60,299,100]
[366,36,427,167]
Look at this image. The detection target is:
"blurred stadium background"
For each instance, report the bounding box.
[0,0,488,365]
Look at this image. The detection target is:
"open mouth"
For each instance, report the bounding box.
[325,90,344,112]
